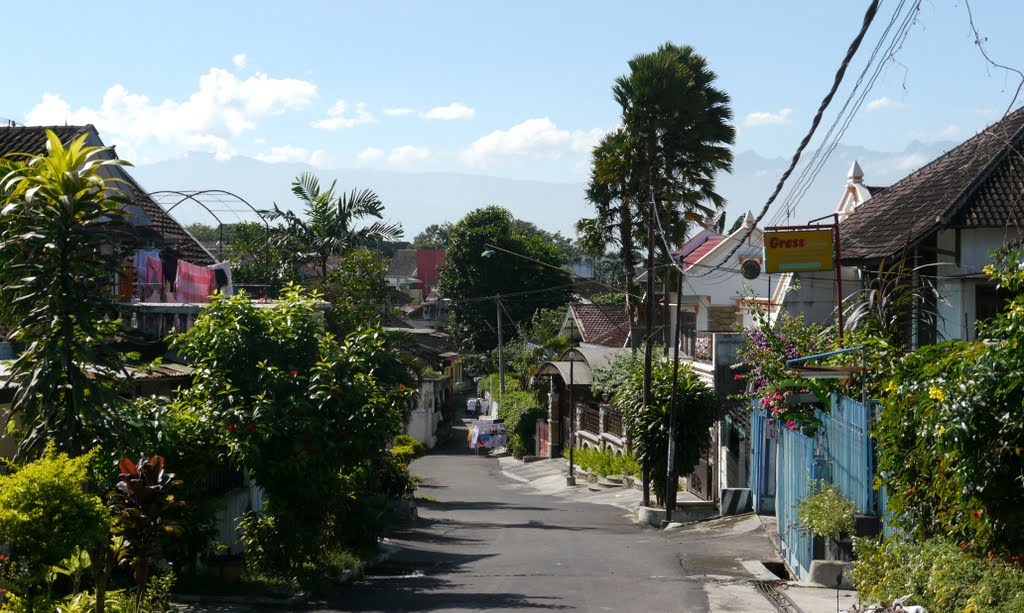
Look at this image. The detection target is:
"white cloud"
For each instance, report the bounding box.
[256,145,310,164]
[976,107,999,118]
[311,100,374,130]
[866,96,909,112]
[387,145,431,166]
[459,118,604,168]
[383,107,414,117]
[938,124,959,139]
[358,147,385,161]
[743,108,792,127]
[24,67,317,162]
[309,149,329,168]
[232,53,247,69]
[421,102,476,121]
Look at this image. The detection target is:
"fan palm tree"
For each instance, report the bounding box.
[263,173,403,281]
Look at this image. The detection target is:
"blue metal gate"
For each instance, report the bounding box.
[749,407,776,514]
[816,394,874,515]
[776,425,816,581]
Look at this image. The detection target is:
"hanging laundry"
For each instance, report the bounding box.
[207,262,233,296]
[132,248,160,282]
[175,260,216,303]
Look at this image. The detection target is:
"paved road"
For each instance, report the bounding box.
[313,417,710,612]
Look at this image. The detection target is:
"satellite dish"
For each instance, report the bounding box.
[741,259,761,280]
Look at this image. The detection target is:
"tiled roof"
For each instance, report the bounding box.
[0,125,213,265]
[571,304,630,348]
[839,106,1024,262]
[387,249,418,278]
[683,236,725,270]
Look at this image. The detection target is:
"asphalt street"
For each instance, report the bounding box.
[316,416,710,612]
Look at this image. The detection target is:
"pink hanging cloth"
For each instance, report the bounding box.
[175,260,216,303]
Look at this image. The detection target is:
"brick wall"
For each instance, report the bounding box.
[708,306,739,332]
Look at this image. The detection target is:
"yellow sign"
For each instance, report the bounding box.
[764,229,834,273]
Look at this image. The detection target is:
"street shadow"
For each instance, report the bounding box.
[416,499,556,513]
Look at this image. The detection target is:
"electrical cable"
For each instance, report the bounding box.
[690,0,882,278]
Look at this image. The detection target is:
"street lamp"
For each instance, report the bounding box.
[566,345,578,486]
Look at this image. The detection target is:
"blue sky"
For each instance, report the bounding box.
[5,1,1024,193]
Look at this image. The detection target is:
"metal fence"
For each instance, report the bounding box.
[815,395,874,515]
[776,425,817,581]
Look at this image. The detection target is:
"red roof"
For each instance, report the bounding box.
[683,236,724,270]
[571,304,630,348]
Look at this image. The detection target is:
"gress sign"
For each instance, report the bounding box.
[763,229,834,273]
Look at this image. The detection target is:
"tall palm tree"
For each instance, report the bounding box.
[577,43,735,348]
[263,172,403,281]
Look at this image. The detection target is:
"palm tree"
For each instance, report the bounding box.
[263,173,403,281]
[577,43,735,349]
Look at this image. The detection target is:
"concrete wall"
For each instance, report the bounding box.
[407,378,448,449]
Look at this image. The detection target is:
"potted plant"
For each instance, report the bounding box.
[797,481,856,561]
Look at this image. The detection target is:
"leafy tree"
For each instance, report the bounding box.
[320,248,393,337]
[263,173,402,281]
[578,44,734,340]
[438,206,573,351]
[411,222,453,249]
[171,287,415,570]
[614,359,718,504]
[184,222,220,244]
[591,292,627,306]
[0,131,134,457]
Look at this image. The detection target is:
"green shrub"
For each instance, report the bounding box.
[495,391,545,457]
[0,446,109,584]
[797,481,855,540]
[563,447,640,478]
[390,434,426,466]
[853,536,1024,612]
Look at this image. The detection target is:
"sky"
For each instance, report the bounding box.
[5,1,1024,235]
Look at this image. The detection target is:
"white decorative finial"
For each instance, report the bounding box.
[743,210,755,228]
[849,160,864,183]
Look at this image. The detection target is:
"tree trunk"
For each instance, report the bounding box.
[618,199,639,350]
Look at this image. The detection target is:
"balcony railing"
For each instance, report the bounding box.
[579,405,601,435]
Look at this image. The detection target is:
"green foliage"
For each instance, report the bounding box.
[438,206,572,351]
[262,172,402,281]
[0,131,134,457]
[320,248,392,337]
[108,455,184,588]
[853,536,1024,613]
[874,247,1024,556]
[562,446,640,478]
[495,391,546,457]
[171,286,414,571]
[0,447,109,584]
[411,222,452,249]
[390,434,426,466]
[590,292,627,306]
[797,481,855,540]
[590,348,644,400]
[843,255,943,348]
[613,359,718,504]
[225,221,297,295]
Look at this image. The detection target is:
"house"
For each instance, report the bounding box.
[560,304,631,348]
[535,342,629,458]
[782,105,1024,345]
[386,248,446,301]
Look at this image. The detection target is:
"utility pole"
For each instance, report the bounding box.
[641,189,655,507]
[496,296,505,400]
[665,264,684,523]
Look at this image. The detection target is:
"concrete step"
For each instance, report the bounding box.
[595,478,624,488]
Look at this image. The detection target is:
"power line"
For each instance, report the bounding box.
[691,0,882,278]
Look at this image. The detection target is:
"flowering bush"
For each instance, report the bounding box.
[734,310,835,429]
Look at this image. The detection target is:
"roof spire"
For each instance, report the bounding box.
[848,160,864,184]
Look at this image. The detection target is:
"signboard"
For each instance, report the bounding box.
[764,229,834,273]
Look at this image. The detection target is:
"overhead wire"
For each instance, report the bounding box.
[689,0,882,278]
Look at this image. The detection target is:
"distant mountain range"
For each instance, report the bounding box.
[131,140,956,241]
